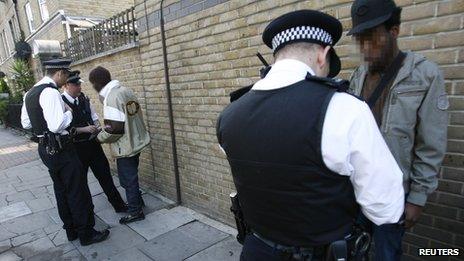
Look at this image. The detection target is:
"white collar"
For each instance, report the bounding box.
[35,76,57,87]
[99,80,120,99]
[63,90,78,105]
[252,59,316,90]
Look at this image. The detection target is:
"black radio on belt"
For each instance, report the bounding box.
[39,131,70,155]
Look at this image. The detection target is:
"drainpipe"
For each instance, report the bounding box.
[160,0,182,205]
[12,0,25,40]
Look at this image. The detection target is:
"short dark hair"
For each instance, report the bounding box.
[89,66,111,87]
[46,68,63,77]
[384,7,402,30]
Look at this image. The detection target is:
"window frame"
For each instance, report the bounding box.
[24,2,35,34]
[37,0,49,22]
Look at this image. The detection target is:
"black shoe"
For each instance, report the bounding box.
[119,211,145,224]
[114,203,128,213]
[66,229,78,241]
[79,229,110,246]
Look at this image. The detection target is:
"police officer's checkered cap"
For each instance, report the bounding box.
[271,26,333,51]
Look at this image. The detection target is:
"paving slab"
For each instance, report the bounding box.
[27,242,77,261]
[5,191,35,205]
[12,236,55,258]
[141,193,170,215]
[13,177,52,192]
[28,186,49,199]
[127,207,194,240]
[0,251,22,261]
[92,193,113,213]
[88,181,104,197]
[138,221,229,261]
[2,211,54,235]
[0,226,17,242]
[26,197,54,213]
[95,215,110,231]
[43,224,61,235]
[104,247,152,261]
[0,239,11,254]
[0,202,32,223]
[54,249,86,261]
[95,208,127,228]
[11,229,46,247]
[49,229,70,247]
[185,236,242,261]
[74,224,146,260]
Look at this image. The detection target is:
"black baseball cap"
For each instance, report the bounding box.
[348,0,400,36]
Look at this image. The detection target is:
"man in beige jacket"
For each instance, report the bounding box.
[89,66,150,224]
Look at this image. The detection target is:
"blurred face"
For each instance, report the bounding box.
[55,70,71,87]
[355,25,397,72]
[64,82,81,98]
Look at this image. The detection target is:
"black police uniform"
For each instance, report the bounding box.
[217,10,360,261]
[63,72,126,212]
[23,59,109,245]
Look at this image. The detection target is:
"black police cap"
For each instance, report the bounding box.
[43,58,72,70]
[348,0,400,36]
[66,70,83,84]
[262,10,343,78]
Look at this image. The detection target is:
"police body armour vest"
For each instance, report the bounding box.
[217,79,359,247]
[62,93,93,141]
[25,83,56,136]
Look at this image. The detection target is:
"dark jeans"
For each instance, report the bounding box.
[372,222,405,261]
[357,212,405,261]
[75,140,125,209]
[116,153,143,214]
[240,234,325,261]
[38,144,95,237]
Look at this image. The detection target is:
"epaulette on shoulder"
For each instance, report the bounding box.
[305,74,364,101]
[229,85,253,102]
[305,73,350,93]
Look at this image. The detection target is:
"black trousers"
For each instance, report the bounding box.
[74,140,125,209]
[38,144,95,237]
[240,235,326,261]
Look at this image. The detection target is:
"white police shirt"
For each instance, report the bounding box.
[249,59,405,226]
[21,76,73,135]
[62,90,99,122]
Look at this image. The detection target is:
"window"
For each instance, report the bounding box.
[0,32,6,61]
[37,0,49,22]
[0,30,11,61]
[24,2,35,33]
[9,19,17,43]
[1,31,11,55]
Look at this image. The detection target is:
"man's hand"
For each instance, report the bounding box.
[64,104,73,113]
[404,202,423,229]
[78,125,99,134]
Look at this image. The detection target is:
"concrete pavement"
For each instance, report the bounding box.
[0,127,241,260]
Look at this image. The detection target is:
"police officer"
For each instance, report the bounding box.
[21,59,110,246]
[217,10,405,260]
[62,71,127,213]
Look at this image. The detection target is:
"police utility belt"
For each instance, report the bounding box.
[230,192,371,261]
[38,131,72,155]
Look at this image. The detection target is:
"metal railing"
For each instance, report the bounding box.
[62,7,138,61]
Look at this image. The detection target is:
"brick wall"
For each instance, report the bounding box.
[60,0,134,19]
[128,0,464,260]
[70,46,156,188]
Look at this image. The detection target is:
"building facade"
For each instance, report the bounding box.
[0,0,463,259]
[0,0,134,78]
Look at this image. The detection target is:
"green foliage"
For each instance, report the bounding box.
[0,99,8,125]
[0,78,9,94]
[9,59,35,103]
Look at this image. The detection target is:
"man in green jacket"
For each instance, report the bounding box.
[89,66,150,224]
[348,0,448,260]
